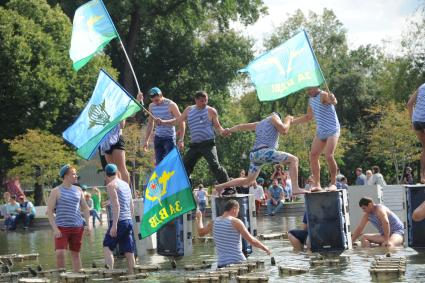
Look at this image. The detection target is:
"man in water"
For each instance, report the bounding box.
[195,199,270,267]
[46,165,91,272]
[351,197,404,248]
[103,164,135,273]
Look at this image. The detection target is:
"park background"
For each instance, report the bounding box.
[1,0,425,205]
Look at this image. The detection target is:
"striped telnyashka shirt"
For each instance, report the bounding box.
[152,98,176,139]
[187,106,215,143]
[213,217,246,267]
[55,186,84,227]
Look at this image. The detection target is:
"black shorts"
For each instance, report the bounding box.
[104,135,125,155]
[413,121,425,131]
[289,229,308,245]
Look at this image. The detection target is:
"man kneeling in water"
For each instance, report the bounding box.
[352,197,404,248]
[196,199,270,267]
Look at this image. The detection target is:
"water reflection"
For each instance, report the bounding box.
[0,215,423,282]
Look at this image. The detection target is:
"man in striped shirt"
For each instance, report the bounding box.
[292,87,340,191]
[140,87,185,164]
[46,165,91,272]
[157,91,230,189]
[196,200,270,267]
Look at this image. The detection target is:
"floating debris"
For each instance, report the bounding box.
[37,268,66,277]
[193,237,215,245]
[186,276,220,283]
[18,278,50,283]
[236,275,269,282]
[278,265,309,276]
[133,264,160,272]
[118,272,149,281]
[184,263,212,271]
[369,254,406,281]
[100,269,127,279]
[59,272,89,283]
[258,233,287,241]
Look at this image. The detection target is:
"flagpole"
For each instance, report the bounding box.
[98,0,156,118]
[119,40,141,94]
[303,30,332,94]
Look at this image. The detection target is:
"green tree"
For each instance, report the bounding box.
[122,122,155,191]
[50,0,266,99]
[368,102,421,184]
[0,0,117,182]
[4,129,78,205]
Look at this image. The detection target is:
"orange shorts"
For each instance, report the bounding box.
[55,226,84,252]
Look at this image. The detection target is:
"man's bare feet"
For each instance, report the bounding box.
[292,188,310,195]
[328,184,337,191]
[214,186,224,197]
[310,187,323,192]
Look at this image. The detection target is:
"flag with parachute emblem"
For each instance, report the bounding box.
[239,30,325,101]
[141,148,196,238]
[70,0,119,71]
[62,69,142,159]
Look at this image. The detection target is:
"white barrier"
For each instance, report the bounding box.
[347,185,383,234]
[133,198,157,258]
[382,185,408,246]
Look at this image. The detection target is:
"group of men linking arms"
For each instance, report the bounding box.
[146,85,341,195]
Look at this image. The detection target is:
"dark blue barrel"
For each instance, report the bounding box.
[406,185,425,248]
[305,191,350,255]
[157,215,185,257]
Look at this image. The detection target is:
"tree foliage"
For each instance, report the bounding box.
[367,102,421,184]
[0,0,117,182]
[4,129,78,189]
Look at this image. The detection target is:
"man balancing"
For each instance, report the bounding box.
[46,165,91,272]
[213,112,307,195]
[292,86,340,190]
[139,87,185,164]
[196,199,270,267]
[156,91,233,193]
[351,197,404,248]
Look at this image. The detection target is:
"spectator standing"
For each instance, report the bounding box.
[402,167,414,185]
[196,185,208,216]
[236,170,249,194]
[366,170,374,185]
[283,171,292,201]
[270,164,285,182]
[372,166,387,186]
[4,177,25,199]
[249,180,265,213]
[355,168,367,185]
[85,193,101,228]
[91,187,102,225]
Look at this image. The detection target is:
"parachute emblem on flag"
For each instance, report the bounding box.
[145,170,175,206]
[88,99,110,129]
